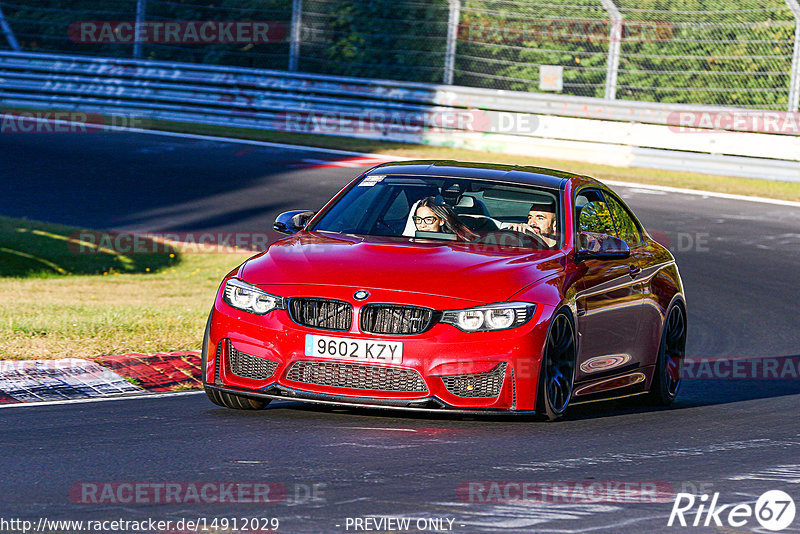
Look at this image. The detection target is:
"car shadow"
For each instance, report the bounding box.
[565,353,800,421]
[252,354,800,423]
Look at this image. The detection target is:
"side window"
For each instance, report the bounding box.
[606,195,642,246]
[575,190,615,235]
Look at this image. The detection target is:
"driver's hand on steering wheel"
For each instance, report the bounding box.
[506,222,539,235]
[505,222,557,248]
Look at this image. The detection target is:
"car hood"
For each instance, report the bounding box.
[240,232,565,304]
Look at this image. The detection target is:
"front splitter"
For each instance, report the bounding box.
[205,384,536,416]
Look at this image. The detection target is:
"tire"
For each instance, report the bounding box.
[647,304,687,406]
[536,312,577,421]
[205,386,270,410]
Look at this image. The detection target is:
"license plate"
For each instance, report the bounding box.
[304,334,403,364]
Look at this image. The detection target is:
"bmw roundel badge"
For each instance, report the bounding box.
[353,290,370,301]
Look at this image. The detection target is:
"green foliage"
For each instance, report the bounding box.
[2,0,796,107]
[615,0,795,108]
[300,0,451,82]
[457,0,610,96]
[1,0,291,69]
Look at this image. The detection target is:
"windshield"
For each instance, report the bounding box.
[311,174,562,250]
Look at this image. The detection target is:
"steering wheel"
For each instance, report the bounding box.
[525,231,551,249]
[506,226,552,249]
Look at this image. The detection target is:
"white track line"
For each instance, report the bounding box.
[11,116,800,207]
[604,180,800,208]
[122,125,800,208]
[0,389,203,409]
[13,116,408,159]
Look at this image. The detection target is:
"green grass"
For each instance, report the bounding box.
[0,216,181,277]
[0,216,251,359]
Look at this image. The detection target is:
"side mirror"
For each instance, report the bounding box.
[575,231,630,261]
[273,210,316,235]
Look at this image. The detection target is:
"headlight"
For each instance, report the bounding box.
[441,302,535,332]
[222,278,284,315]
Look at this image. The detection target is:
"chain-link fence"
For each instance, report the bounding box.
[0,0,291,68]
[615,1,797,110]
[299,0,451,81]
[0,0,798,110]
[457,0,611,97]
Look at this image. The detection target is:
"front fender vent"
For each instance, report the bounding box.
[441,363,507,398]
[214,340,223,386]
[229,345,279,380]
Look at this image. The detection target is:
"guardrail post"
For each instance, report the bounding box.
[133,0,146,59]
[289,0,302,71]
[0,4,20,51]
[600,0,622,100]
[443,0,461,85]
[788,0,800,112]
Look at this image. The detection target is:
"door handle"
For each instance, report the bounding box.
[629,265,641,278]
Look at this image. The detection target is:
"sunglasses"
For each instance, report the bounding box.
[413,216,439,225]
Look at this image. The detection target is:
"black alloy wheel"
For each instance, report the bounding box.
[537,312,576,421]
[647,304,687,405]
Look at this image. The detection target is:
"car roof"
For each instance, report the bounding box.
[366,160,596,189]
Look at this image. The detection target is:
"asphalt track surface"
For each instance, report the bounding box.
[1,131,799,533]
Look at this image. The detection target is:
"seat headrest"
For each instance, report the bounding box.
[456,196,476,208]
[453,195,488,216]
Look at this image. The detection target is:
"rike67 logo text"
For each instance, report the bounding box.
[668,490,796,531]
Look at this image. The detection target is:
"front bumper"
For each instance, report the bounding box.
[205,384,538,415]
[206,287,553,412]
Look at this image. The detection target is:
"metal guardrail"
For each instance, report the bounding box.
[1,51,798,182]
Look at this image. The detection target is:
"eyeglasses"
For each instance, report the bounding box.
[413,216,439,225]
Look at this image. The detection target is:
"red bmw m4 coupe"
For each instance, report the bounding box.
[202,161,686,420]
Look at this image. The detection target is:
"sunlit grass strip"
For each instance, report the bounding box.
[0,247,70,275]
[0,216,250,359]
[24,228,135,268]
[0,253,251,360]
[0,216,181,277]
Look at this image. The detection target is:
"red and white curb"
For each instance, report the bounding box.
[0,351,201,405]
[290,156,398,169]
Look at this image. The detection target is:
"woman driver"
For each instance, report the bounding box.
[413,196,477,241]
